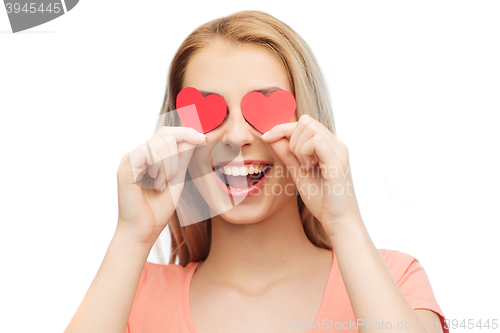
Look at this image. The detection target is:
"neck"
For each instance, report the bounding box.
[200,197,325,292]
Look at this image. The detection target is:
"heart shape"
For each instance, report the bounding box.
[241,90,296,133]
[176,87,227,134]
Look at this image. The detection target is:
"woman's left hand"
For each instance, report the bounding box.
[261,114,362,238]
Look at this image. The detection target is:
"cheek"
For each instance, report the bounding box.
[204,126,225,141]
[192,145,208,159]
[269,161,295,186]
[189,146,212,175]
[291,112,298,122]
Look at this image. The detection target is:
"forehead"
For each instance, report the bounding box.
[182,40,291,96]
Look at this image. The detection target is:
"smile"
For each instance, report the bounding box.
[213,161,273,198]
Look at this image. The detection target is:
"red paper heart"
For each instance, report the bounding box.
[176,87,227,134]
[241,90,296,133]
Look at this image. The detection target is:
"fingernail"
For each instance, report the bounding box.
[261,131,270,139]
[197,132,206,138]
[160,183,166,192]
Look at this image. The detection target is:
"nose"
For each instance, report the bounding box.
[221,103,255,150]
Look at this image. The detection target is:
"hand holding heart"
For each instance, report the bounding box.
[262,114,363,238]
[175,87,363,237]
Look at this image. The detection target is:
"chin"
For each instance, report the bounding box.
[217,203,271,225]
[215,190,295,226]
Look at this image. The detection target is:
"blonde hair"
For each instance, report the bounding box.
[153,10,335,266]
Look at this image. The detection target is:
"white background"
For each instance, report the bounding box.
[1,1,499,332]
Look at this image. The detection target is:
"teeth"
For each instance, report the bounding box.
[229,186,242,191]
[219,164,269,176]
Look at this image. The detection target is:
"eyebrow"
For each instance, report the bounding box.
[198,86,283,98]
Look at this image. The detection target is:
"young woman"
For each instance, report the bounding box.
[65,11,448,333]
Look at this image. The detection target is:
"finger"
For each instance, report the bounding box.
[145,141,163,179]
[151,126,206,145]
[154,135,180,192]
[153,143,172,192]
[128,143,158,183]
[175,141,196,181]
[288,115,314,159]
[260,122,297,142]
[267,138,303,181]
[159,142,197,193]
[300,135,337,173]
[295,123,328,169]
[146,135,175,181]
[299,136,322,170]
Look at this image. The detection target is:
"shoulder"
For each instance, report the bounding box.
[131,261,198,314]
[128,261,200,329]
[377,248,417,263]
[140,261,196,287]
[142,261,193,281]
[135,261,198,299]
[376,249,447,332]
[377,248,419,282]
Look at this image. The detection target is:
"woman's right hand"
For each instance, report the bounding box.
[116,126,206,247]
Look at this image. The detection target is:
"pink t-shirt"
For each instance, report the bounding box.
[127,249,448,333]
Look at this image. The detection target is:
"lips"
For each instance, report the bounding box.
[213,160,273,198]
